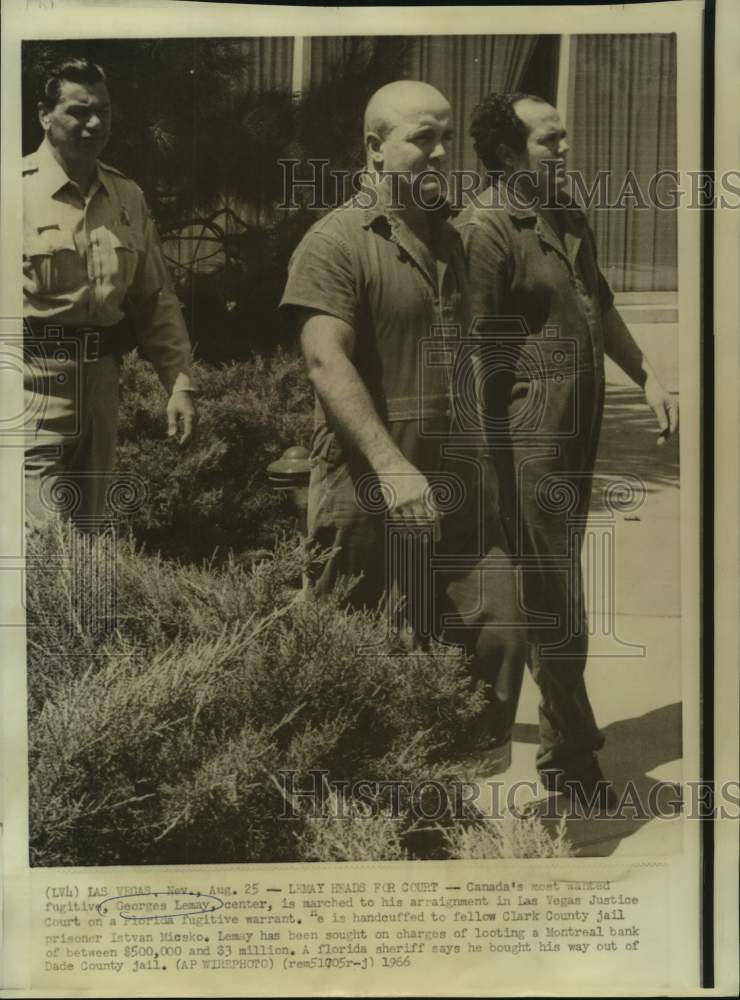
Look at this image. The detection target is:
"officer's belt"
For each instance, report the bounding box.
[24,319,125,363]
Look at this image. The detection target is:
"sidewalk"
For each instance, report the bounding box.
[461,381,682,857]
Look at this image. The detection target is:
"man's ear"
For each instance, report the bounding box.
[365,131,384,169]
[496,142,516,170]
[38,102,50,132]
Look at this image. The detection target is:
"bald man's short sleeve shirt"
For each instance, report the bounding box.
[279,186,503,605]
[280,188,470,430]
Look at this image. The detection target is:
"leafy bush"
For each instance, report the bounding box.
[22,38,416,361]
[444,813,574,859]
[297,792,409,862]
[114,349,313,561]
[27,523,490,867]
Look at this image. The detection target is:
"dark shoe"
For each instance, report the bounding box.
[469,738,512,776]
[467,712,513,774]
[538,756,618,816]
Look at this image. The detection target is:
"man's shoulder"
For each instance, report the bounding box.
[303,199,369,238]
[454,198,516,251]
[98,159,142,192]
[563,204,593,231]
[291,201,370,263]
[22,151,40,178]
[98,159,129,179]
[455,188,514,226]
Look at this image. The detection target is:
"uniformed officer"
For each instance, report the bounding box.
[23,57,196,526]
[280,81,527,768]
[456,93,679,804]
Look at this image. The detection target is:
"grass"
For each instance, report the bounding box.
[445,813,573,860]
[114,349,314,561]
[27,352,575,866]
[28,521,495,865]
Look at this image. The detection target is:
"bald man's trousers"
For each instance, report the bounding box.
[306,419,527,757]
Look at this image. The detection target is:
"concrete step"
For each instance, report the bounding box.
[614,291,678,325]
[614,291,677,305]
[605,323,679,390]
[456,383,683,858]
[617,305,678,324]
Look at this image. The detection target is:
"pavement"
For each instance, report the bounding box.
[459,323,682,857]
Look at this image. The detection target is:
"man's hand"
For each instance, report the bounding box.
[378,460,439,533]
[300,311,439,533]
[166,390,196,444]
[644,374,678,446]
[602,307,679,446]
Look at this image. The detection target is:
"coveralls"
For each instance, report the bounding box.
[280,181,527,758]
[23,138,193,524]
[456,187,615,777]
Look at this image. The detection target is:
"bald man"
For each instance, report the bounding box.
[280,81,526,768]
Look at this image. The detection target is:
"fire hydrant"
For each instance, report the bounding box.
[267,445,311,536]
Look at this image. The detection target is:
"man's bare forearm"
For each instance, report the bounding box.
[308,353,408,474]
[602,305,656,387]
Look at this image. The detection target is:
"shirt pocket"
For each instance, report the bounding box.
[89,226,143,305]
[110,228,144,289]
[309,424,344,470]
[24,230,80,295]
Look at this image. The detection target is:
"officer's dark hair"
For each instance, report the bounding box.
[39,57,106,111]
[470,92,548,174]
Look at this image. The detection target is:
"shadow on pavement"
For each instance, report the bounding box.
[592,387,680,511]
[513,702,683,856]
[461,387,683,856]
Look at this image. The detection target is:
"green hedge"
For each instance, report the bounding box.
[115,349,313,561]
[27,523,490,866]
[28,353,574,865]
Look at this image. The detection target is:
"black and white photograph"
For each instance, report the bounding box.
[21,26,683,867]
[2,1,736,997]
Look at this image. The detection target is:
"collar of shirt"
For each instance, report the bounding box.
[357,174,461,292]
[478,180,587,268]
[359,173,453,229]
[477,180,586,225]
[34,137,109,201]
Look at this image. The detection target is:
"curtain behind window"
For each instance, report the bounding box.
[404,35,538,173]
[170,37,296,267]
[239,36,295,91]
[568,34,678,292]
[308,35,539,174]
[309,36,373,86]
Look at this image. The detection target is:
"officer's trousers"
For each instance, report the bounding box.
[24,344,119,527]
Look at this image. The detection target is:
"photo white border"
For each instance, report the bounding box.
[0,2,726,996]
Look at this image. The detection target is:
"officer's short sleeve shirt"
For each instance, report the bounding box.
[23,139,191,393]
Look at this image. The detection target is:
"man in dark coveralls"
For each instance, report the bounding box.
[280,81,527,771]
[456,93,678,801]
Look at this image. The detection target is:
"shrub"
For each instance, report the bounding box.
[23,39,416,361]
[28,524,491,866]
[444,813,574,860]
[296,792,409,862]
[114,349,313,561]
